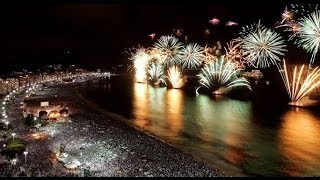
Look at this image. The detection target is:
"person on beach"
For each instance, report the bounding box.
[60,143,66,154]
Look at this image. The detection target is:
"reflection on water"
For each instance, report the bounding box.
[132,83,150,128]
[279,108,320,176]
[165,89,183,139]
[80,77,320,176]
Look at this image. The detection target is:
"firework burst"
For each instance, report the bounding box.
[154,35,183,67]
[294,10,320,65]
[148,63,165,84]
[277,60,320,105]
[178,43,205,69]
[290,4,319,18]
[167,66,184,89]
[203,42,222,64]
[240,21,287,68]
[131,48,150,83]
[197,56,251,95]
[275,6,300,40]
[147,48,167,64]
[224,38,246,69]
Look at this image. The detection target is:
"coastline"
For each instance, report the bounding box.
[74,80,248,177]
[1,80,225,177]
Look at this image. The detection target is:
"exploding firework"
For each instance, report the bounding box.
[239,22,260,36]
[148,48,167,64]
[224,39,246,69]
[149,33,156,40]
[203,42,222,64]
[197,56,251,95]
[281,6,295,23]
[226,21,238,26]
[178,43,205,69]
[131,48,150,83]
[167,66,184,89]
[275,7,299,40]
[173,29,183,37]
[240,21,287,68]
[148,63,165,85]
[290,4,319,18]
[209,17,220,25]
[154,35,183,67]
[294,10,320,65]
[277,60,320,106]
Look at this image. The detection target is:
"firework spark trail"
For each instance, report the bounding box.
[178,43,205,69]
[240,21,287,68]
[167,66,184,88]
[224,38,246,69]
[131,48,150,83]
[154,35,183,67]
[147,48,167,64]
[275,6,300,40]
[203,42,222,64]
[148,63,164,83]
[197,56,251,94]
[277,60,320,103]
[290,3,319,18]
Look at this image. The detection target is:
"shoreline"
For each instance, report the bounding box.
[74,80,248,177]
[1,80,225,177]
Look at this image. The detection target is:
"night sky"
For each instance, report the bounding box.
[0,0,317,71]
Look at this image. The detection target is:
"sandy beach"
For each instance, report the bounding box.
[0,79,225,177]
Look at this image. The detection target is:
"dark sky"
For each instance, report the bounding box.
[0,0,315,70]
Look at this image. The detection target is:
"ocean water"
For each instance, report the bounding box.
[78,75,320,176]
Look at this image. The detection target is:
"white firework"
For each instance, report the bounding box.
[240,21,287,68]
[154,35,183,67]
[290,3,319,18]
[148,63,164,83]
[197,56,251,95]
[178,43,205,69]
[131,48,150,83]
[167,66,184,89]
[295,10,320,65]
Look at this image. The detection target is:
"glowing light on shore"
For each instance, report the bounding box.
[154,35,183,67]
[178,43,205,69]
[167,66,184,89]
[294,10,320,65]
[240,21,287,68]
[277,60,320,106]
[197,56,251,95]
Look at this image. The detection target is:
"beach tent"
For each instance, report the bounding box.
[39,111,48,120]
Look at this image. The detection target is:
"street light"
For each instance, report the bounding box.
[11,158,17,165]
[5,121,9,129]
[11,133,16,142]
[23,150,28,164]
[34,117,37,126]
